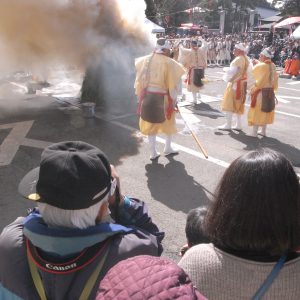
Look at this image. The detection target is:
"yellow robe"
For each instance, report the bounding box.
[248,61,278,126]
[178,47,207,93]
[135,53,185,136]
[222,55,249,114]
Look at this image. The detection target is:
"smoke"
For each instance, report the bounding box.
[0,0,152,73]
[0,0,155,115]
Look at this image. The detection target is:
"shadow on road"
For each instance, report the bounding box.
[145,156,210,213]
[228,131,300,167]
[0,107,141,231]
[181,102,224,120]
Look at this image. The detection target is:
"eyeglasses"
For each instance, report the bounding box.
[110,177,117,196]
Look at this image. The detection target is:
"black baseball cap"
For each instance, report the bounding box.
[18,141,112,210]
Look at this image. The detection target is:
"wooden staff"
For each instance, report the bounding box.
[177,106,208,159]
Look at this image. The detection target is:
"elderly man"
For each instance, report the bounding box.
[218,43,250,131]
[0,141,164,299]
[135,38,185,160]
[179,38,208,105]
[248,48,278,137]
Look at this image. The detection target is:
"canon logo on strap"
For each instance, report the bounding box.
[46,263,77,271]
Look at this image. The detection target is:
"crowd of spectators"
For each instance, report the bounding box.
[161,31,300,70]
[0,24,299,298]
[1,140,299,299]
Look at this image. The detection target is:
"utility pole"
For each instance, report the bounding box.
[188,0,194,24]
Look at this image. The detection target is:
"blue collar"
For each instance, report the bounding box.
[23,212,134,256]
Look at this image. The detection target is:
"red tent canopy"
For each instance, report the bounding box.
[274,16,300,28]
[180,23,201,30]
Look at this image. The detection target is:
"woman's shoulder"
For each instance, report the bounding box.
[185,243,216,255]
[179,243,220,267]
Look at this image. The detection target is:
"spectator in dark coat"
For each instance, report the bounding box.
[0,141,164,300]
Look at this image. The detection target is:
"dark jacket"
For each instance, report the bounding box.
[0,197,164,300]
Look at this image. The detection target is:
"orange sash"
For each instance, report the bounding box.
[250,89,261,108]
[236,77,246,101]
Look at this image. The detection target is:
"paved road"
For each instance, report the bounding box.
[0,67,299,261]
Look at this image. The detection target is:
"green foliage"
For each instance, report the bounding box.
[145,0,157,21]
[282,0,300,16]
[144,0,284,31]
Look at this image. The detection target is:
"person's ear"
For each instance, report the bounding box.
[95,200,109,223]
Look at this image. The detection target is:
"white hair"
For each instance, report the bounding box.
[37,194,109,229]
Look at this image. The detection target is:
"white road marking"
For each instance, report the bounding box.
[276,95,300,100]
[0,121,33,166]
[287,81,300,85]
[156,136,230,168]
[275,96,290,104]
[96,111,300,172]
[8,81,28,91]
[200,94,222,102]
[205,75,223,80]
[101,116,230,168]
[181,94,300,119]
[100,115,300,176]
[0,121,52,166]
[22,138,52,149]
[244,104,300,119]
[279,87,300,92]
[180,93,222,104]
[274,110,300,118]
[179,106,201,124]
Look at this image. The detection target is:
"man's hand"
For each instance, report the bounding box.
[179,244,189,256]
[108,164,124,206]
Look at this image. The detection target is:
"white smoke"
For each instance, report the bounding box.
[0,0,152,74]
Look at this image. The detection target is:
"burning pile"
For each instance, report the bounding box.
[0,0,153,108]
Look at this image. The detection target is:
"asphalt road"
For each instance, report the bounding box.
[0,66,299,262]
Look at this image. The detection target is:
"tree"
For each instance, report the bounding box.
[145,0,157,21]
[282,0,300,16]
[151,0,188,26]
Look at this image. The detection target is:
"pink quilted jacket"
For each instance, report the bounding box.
[96,255,206,300]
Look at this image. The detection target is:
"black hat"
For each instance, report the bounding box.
[18,141,111,210]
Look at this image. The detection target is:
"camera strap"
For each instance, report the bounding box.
[252,253,286,300]
[27,238,111,300]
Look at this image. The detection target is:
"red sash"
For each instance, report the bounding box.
[185,67,193,85]
[236,76,246,101]
[250,89,261,108]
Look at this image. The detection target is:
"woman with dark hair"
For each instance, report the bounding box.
[179,148,300,299]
